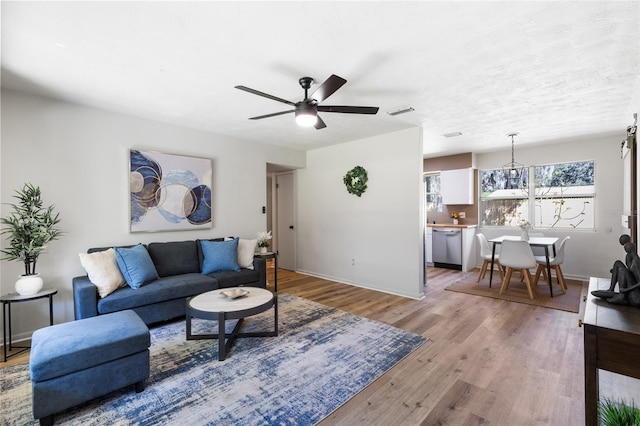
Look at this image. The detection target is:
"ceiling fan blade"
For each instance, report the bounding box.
[235,86,297,107]
[249,110,296,120]
[317,105,379,114]
[310,74,347,103]
[314,115,327,130]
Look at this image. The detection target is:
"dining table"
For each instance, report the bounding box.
[488,235,560,297]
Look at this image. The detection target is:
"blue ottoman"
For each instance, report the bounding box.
[29,310,150,426]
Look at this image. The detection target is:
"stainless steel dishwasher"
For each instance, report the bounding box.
[432,228,462,270]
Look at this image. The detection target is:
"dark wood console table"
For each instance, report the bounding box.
[582,277,640,426]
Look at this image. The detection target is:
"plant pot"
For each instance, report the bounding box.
[260,247,268,254]
[452,219,459,225]
[15,274,43,296]
[520,230,530,241]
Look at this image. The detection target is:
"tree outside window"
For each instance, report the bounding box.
[480,168,529,226]
[534,161,595,229]
[480,160,595,229]
[425,173,442,214]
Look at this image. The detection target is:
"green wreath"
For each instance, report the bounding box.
[343,166,368,197]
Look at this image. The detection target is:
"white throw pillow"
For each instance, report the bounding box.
[79,248,126,298]
[238,239,257,269]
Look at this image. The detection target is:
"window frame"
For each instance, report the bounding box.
[479,160,595,230]
[479,168,530,227]
[532,160,595,230]
[424,172,443,214]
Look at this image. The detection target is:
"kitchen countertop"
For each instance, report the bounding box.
[427,223,477,229]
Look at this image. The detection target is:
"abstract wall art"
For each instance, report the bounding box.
[129,150,212,232]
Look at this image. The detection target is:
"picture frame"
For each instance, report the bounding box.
[129,149,212,232]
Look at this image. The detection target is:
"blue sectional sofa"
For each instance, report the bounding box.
[73,238,266,325]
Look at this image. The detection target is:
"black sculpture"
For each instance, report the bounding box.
[591,234,640,307]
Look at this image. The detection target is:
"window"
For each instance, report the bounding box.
[534,161,595,229]
[425,173,442,214]
[480,160,595,229]
[480,168,529,226]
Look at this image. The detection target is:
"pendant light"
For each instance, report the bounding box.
[502,133,525,186]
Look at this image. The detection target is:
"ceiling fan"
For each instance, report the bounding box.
[235,74,379,130]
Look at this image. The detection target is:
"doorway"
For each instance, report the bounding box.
[275,172,295,270]
[267,164,296,271]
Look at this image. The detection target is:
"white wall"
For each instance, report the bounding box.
[0,89,305,338]
[296,127,425,299]
[475,134,626,280]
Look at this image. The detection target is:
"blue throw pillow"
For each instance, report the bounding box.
[115,244,159,289]
[200,238,240,274]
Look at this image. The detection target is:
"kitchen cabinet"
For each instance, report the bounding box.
[441,168,474,205]
[461,227,476,272]
[425,227,433,264]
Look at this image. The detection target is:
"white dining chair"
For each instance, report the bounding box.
[533,236,570,294]
[476,233,503,283]
[499,239,538,299]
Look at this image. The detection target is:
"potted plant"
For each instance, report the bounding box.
[599,398,640,426]
[1,183,62,295]
[257,231,272,254]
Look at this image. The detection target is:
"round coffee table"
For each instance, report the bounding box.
[186,287,277,361]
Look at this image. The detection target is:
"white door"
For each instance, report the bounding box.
[276,172,295,270]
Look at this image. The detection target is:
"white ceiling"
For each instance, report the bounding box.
[2,1,639,156]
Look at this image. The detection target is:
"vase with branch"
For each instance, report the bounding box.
[518,218,532,241]
[1,183,62,295]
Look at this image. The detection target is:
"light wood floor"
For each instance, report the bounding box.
[279,266,586,425]
[0,265,611,424]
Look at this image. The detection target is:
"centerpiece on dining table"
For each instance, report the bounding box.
[518,219,532,241]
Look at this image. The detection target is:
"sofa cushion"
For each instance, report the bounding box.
[78,248,126,298]
[30,310,149,382]
[207,268,261,288]
[200,238,240,274]
[97,273,217,314]
[115,244,159,289]
[238,239,257,269]
[147,241,200,277]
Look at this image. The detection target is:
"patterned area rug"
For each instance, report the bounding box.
[1,294,426,425]
[445,273,586,313]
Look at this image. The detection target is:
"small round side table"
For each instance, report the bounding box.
[1,288,57,362]
[254,251,278,292]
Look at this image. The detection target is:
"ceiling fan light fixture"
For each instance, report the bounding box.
[236,74,379,130]
[295,108,317,127]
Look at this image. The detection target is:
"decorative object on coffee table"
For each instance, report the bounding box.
[343,165,368,197]
[0,183,62,295]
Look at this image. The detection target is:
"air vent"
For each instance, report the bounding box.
[387,107,415,116]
